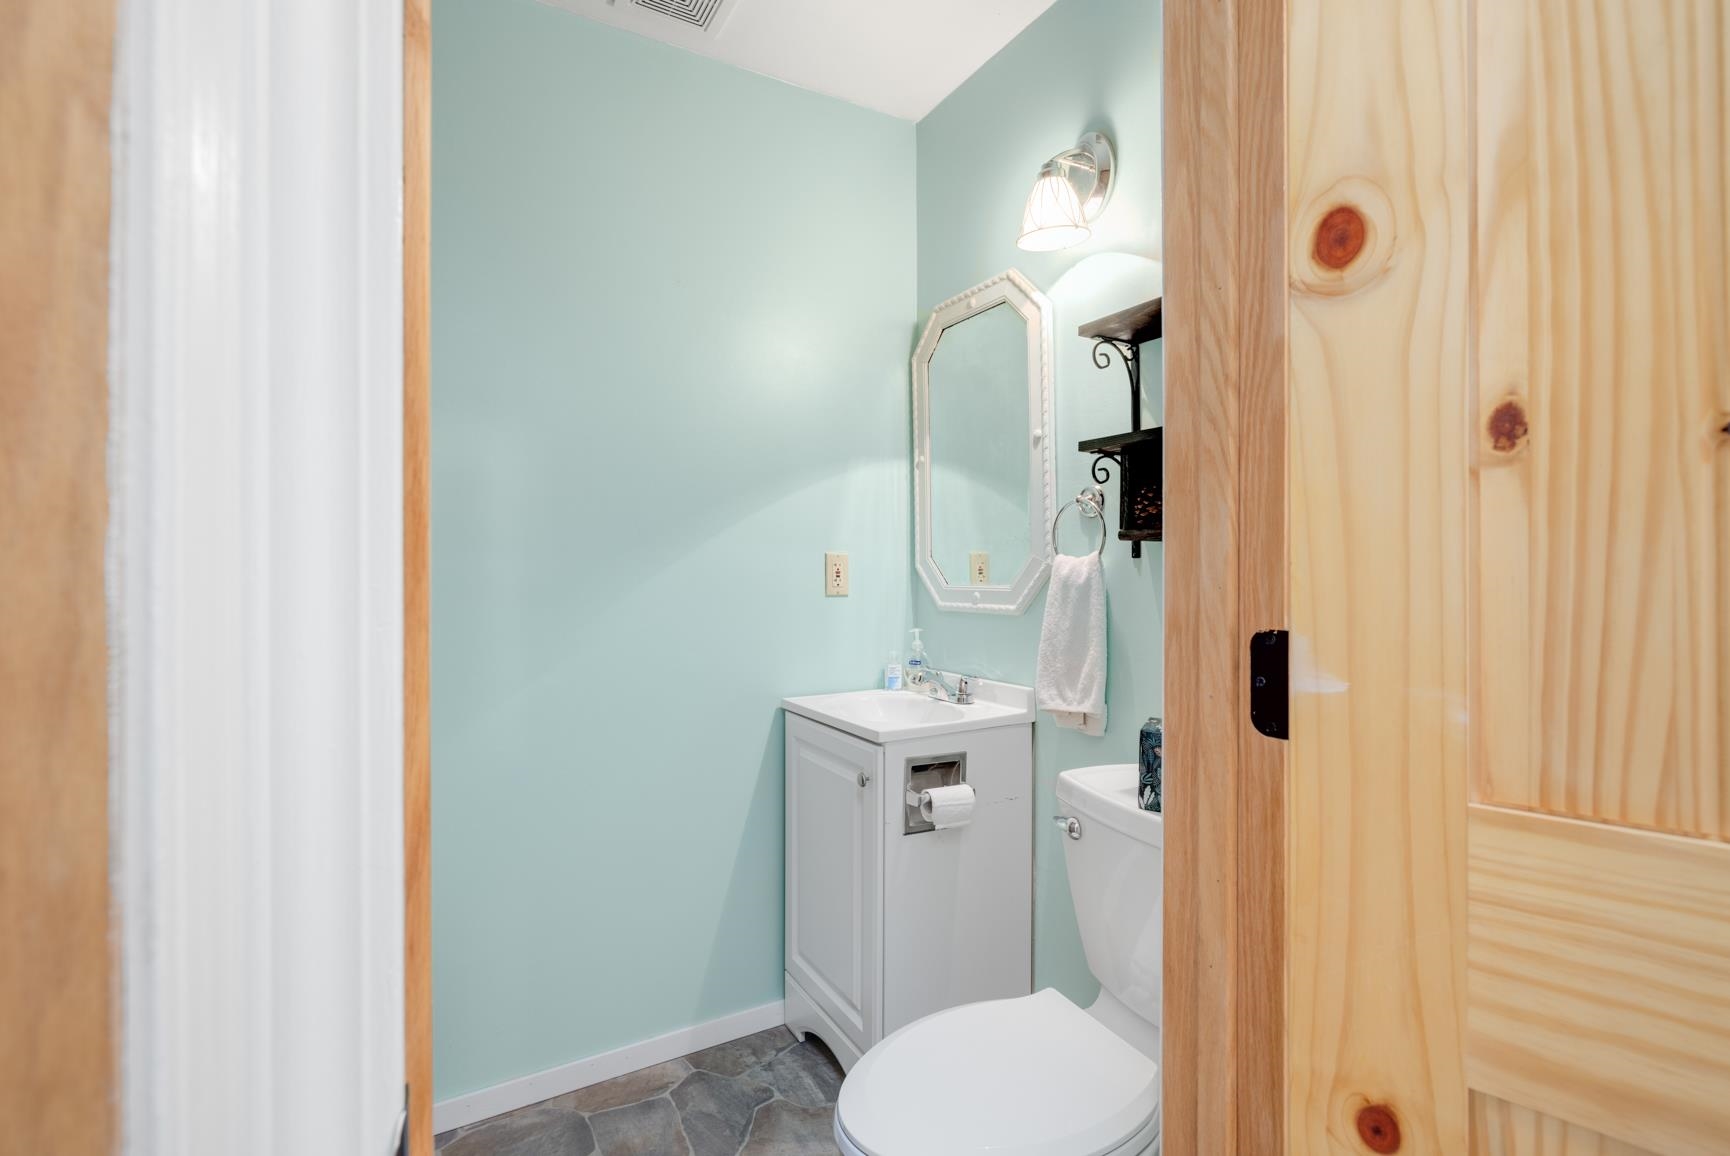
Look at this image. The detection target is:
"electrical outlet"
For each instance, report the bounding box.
[824,552,849,597]
[970,551,990,585]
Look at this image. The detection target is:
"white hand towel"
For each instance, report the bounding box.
[1037,552,1107,736]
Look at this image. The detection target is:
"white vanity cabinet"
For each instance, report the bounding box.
[784,717,883,1056]
[781,684,1034,1071]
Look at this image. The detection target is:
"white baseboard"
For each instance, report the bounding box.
[433,1000,787,1135]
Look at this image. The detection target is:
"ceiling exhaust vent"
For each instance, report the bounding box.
[631,0,726,32]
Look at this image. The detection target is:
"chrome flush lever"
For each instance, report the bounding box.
[1053,815,1082,840]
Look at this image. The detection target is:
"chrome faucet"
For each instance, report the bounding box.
[926,670,974,705]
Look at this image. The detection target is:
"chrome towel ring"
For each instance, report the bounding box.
[1051,486,1108,558]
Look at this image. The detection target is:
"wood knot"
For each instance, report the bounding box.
[1356,1104,1402,1154]
[1313,205,1368,270]
[1487,399,1529,453]
[1292,179,1393,297]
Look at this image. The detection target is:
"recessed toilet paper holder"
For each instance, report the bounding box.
[903,754,967,835]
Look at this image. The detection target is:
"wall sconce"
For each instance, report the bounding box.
[1016,131,1115,252]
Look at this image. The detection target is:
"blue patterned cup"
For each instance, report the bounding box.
[1138,717,1162,813]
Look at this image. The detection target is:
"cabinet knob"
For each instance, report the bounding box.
[858,771,871,788]
[1053,815,1082,840]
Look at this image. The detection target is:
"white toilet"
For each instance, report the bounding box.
[833,763,1162,1156]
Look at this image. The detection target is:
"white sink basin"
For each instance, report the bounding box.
[782,683,1033,744]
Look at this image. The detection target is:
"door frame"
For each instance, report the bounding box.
[15,0,424,1147]
[0,3,118,1150]
[404,0,433,1149]
[1161,0,1289,1152]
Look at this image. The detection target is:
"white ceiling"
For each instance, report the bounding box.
[536,0,1061,121]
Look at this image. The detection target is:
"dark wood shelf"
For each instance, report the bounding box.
[1078,297,1162,345]
[1078,427,1162,455]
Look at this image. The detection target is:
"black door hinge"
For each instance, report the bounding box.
[1250,630,1289,740]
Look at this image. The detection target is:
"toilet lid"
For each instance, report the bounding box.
[835,989,1159,1156]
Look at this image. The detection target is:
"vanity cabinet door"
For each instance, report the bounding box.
[785,715,882,1054]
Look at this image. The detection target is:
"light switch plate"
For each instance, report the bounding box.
[969,551,990,585]
[825,552,849,597]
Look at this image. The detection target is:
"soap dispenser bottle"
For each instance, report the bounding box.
[906,628,926,689]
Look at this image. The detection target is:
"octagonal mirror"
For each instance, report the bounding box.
[912,269,1054,614]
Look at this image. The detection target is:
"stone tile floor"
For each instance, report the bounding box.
[435,1027,846,1156]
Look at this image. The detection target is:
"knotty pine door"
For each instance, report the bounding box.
[1467,2,1728,1152]
[1284,1,1728,1154]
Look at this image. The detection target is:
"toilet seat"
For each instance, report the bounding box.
[833,989,1160,1156]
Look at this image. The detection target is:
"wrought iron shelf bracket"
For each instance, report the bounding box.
[1091,338,1142,432]
[1087,448,1123,488]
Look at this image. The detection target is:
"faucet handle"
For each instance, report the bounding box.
[956,676,973,705]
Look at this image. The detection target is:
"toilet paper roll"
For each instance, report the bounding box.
[918,784,976,830]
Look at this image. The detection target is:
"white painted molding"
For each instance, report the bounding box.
[433,1002,788,1135]
[911,268,1057,616]
[110,1,404,1152]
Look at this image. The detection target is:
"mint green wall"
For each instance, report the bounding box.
[914,0,1164,1006]
[432,0,915,1101]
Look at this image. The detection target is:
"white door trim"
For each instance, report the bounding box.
[109,1,405,1151]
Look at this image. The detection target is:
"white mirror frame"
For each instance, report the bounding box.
[912,269,1055,614]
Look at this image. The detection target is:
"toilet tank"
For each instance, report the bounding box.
[1055,765,1163,1030]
